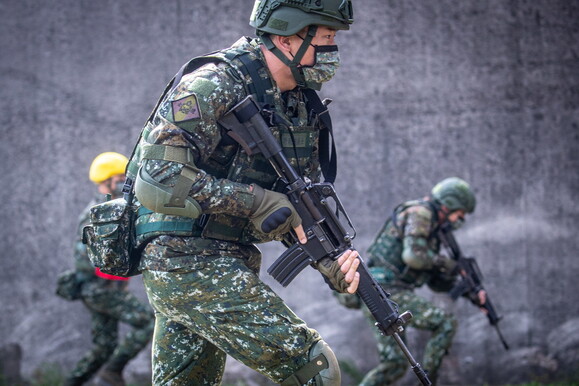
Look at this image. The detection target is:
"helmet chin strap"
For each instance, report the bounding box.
[260,25,318,88]
[427,197,448,225]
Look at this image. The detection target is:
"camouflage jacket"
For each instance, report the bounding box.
[133,37,325,271]
[366,200,457,291]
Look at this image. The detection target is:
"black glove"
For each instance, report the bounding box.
[432,254,457,273]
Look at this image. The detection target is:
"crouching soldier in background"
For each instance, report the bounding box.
[61,152,154,386]
[337,177,486,385]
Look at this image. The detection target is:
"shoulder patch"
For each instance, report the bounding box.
[172,94,202,122]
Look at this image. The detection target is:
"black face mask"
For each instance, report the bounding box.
[106,180,124,199]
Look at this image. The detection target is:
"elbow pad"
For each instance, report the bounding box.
[401,250,432,270]
[401,237,434,270]
[134,144,203,219]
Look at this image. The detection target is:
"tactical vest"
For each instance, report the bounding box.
[126,38,332,246]
[367,200,440,288]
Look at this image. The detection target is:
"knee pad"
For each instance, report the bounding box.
[310,340,340,386]
[281,340,340,386]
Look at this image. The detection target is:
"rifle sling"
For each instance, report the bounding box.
[303,88,337,184]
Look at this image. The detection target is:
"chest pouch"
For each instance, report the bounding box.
[82,197,141,277]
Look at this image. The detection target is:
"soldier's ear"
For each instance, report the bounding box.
[272,35,293,54]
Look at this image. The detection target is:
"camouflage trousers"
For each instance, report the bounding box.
[66,279,154,385]
[360,290,457,386]
[141,247,321,385]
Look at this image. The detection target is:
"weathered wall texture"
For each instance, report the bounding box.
[0,0,578,385]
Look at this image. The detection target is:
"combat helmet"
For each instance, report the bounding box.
[431,177,476,213]
[250,0,354,36]
[89,152,128,184]
[250,0,353,89]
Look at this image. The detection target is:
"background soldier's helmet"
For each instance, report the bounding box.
[431,177,476,213]
[89,152,129,184]
[250,0,354,36]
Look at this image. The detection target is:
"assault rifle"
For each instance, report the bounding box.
[438,223,510,350]
[219,95,432,386]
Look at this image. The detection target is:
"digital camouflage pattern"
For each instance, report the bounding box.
[301,47,340,90]
[66,280,155,386]
[359,290,457,385]
[135,37,323,269]
[367,200,443,288]
[64,197,154,386]
[132,37,328,384]
[359,200,459,385]
[132,38,321,250]
[142,248,320,384]
[84,197,137,277]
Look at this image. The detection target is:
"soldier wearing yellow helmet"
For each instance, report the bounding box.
[88,152,129,198]
[60,152,154,386]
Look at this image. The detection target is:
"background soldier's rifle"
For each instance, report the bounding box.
[438,223,510,350]
[219,95,432,386]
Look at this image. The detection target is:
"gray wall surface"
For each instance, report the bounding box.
[1,0,578,385]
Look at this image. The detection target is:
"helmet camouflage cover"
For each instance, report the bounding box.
[250,0,354,36]
[431,177,476,213]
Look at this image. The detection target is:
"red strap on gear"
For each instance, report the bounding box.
[95,267,129,281]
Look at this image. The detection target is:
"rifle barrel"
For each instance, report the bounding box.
[392,333,432,386]
[495,325,510,350]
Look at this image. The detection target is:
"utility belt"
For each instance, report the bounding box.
[134,206,256,246]
[135,206,200,241]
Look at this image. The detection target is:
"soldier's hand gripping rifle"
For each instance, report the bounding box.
[438,223,510,350]
[219,95,432,386]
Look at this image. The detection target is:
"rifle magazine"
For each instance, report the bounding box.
[267,243,313,286]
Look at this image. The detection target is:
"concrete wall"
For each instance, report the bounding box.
[0,0,578,384]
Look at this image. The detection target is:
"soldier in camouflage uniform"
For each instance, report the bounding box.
[124,1,361,385]
[338,177,485,385]
[65,152,154,386]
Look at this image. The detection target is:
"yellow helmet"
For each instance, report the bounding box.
[89,152,128,184]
